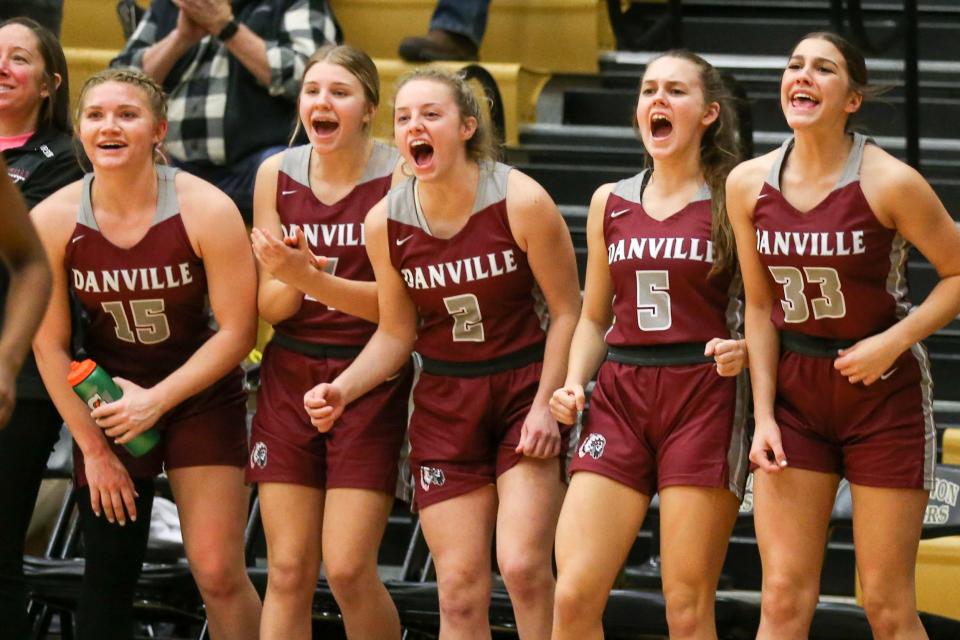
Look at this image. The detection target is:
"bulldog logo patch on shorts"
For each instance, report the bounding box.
[250,441,268,469]
[419,466,446,491]
[578,433,606,460]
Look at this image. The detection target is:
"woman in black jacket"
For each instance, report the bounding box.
[0,16,82,640]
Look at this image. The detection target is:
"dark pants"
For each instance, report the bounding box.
[0,400,62,640]
[430,0,490,46]
[0,0,63,35]
[76,480,155,640]
[174,145,286,225]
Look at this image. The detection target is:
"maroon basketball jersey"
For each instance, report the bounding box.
[754,134,908,339]
[386,162,546,362]
[604,170,740,347]
[66,167,213,386]
[273,142,398,346]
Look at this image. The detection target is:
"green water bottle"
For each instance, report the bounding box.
[68,359,160,457]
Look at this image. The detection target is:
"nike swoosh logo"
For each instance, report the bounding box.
[281,189,298,196]
[72,235,84,243]
[396,235,414,246]
[757,193,769,200]
[879,367,898,381]
[610,208,630,218]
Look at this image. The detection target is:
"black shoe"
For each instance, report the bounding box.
[398,29,479,62]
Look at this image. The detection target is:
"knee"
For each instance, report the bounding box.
[663,583,711,638]
[554,572,605,626]
[266,554,318,599]
[324,556,376,603]
[437,567,488,624]
[761,573,818,628]
[861,588,917,638]
[190,553,246,601]
[497,554,552,603]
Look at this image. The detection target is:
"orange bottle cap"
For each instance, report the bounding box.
[67,359,97,386]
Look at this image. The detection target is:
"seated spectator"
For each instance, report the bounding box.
[112,0,341,222]
[398,0,487,62]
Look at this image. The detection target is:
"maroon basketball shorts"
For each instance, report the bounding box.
[569,360,749,500]
[246,343,412,494]
[74,369,248,487]
[774,344,935,490]
[408,360,570,510]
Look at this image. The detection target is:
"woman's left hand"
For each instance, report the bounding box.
[90,378,164,445]
[705,338,747,377]
[252,226,325,286]
[516,403,562,459]
[834,331,904,386]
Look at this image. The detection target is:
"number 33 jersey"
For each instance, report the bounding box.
[386,162,547,362]
[66,167,214,385]
[604,170,740,347]
[753,133,908,340]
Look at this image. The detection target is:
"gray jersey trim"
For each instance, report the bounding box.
[611,168,710,206]
[725,270,745,338]
[766,132,873,192]
[359,141,400,185]
[473,161,511,214]
[765,138,793,190]
[885,231,935,489]
[836,132,871,189]
[280,144,312,188]
[611,170,648,205]
[726,370,751,502]
[78,173,97,229]
[692,181,712,203]
[155,165,180,223]
[913,341,937,491]
[78,165,180,230]
[388,161,513,235]
[387,178,421,229]
[282,142,398,191]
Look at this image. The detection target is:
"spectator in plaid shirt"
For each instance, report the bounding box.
[112,0,341,222]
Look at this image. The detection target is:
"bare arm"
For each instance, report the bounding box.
[726,158,787,471]
[563,184,613,387]
[252,153,306,325]
[549,184,614,425]
[151,175,257,406]
[252,154,380,324]
[32,188,141,524]
[178,0,335,98]
[508,171,582,457]
[0,159,52,427]
[304,202,417,431]
[834,148,960,384]
[138,8,206,84]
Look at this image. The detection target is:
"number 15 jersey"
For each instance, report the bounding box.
[66,167,213,386]
[386,162,547,362]
[753,133,908,340]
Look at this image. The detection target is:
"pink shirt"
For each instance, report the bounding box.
[0,131,34,152]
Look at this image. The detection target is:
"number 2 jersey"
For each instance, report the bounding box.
[753,133,909,340]
[604,169,741,347]
[386,162,546,362]
[272,141,398,346]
